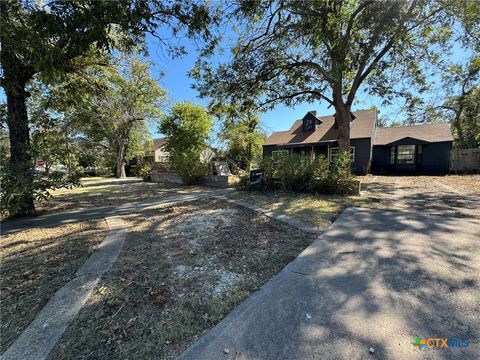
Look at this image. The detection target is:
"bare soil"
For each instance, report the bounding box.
[48,199,317,360]
[0,219,108,352]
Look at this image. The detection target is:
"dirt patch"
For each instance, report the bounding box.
[432,174,480,194]
[0,219,108,352]
[363,175,480,217]
[49,199,317,360]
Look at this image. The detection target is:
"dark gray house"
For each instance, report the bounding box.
[263,109,454,175]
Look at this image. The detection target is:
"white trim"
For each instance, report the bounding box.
[328,146,355,162]
[271,149,289,158]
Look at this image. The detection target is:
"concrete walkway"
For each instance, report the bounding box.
[179,207,480,360]
[1,217,127,360]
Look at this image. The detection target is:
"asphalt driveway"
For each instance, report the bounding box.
[179,207,480,360]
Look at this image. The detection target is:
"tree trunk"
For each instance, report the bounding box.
[333,101,352,152]
[5,82,36,216]
[115,143,126,178]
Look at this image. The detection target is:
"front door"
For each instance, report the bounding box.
[395,145,416,174]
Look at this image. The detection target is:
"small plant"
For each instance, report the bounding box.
[137,163,153,182]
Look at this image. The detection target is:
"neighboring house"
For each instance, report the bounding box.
[263,109,454,174]
[144,138,170,163]
[145,137,217,164]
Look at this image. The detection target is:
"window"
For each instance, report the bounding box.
[329,146,355,163]
[390,146,395,164]
[397,145,415,164]
[272,150,289,160]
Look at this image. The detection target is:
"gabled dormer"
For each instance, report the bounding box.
[302,111,321,132]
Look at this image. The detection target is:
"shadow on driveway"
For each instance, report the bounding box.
[179,207,480,360]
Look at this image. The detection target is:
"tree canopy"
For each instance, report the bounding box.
[192,0,469,152]
[159,102,213,184]
[0,0,215,216]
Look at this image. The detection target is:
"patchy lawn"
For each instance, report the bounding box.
[79,176,115,183]
[36,181,202,215]
[225,175,479,228]
[431,174,480,194]
[49,199,317,360]
[225,190,380,229]
[0,220,108,352]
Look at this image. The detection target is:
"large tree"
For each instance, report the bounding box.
[214,106,265,171]
[0,0,213,216]
[159,102,213,184]
[192,0,457,153]
[77,57,167,178]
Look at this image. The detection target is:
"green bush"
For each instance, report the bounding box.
[171,152,209,185]
[137,163,153,182]
[0,165,80,217]
[257,152,357,195]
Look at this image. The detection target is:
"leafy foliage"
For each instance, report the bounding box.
[159,102,213,184]
[193,0,455,151]
[0,164,80,218]
[215,106,265,170]
[0,0,216,216]
[259,153,357,195]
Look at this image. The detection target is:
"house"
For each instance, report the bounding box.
[145,138,170,163]
[263,109,454,174]
[145,137,217,164]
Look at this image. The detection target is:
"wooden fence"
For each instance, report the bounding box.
[450,148,480,173]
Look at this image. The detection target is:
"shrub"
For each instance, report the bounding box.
[256,152,357,195]
[137,163,153,182]
[171,152,209,185]
[0,165,80,218]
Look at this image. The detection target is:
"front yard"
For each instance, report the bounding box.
[3,174,478,359]
[225,174,480,228]
[36,180,202,215]
[47,199,316,359]
[0,220,108,352]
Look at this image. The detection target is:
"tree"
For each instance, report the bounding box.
[159,102,213,184]
[192,1,456,156]
[404,55,479,147]
[0,0,214,216]
[78,57,167,178]
[216,108,265,171]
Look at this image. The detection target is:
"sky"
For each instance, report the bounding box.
[145,33,390,139]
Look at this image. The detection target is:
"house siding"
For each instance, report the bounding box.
[371,141,452,175]
[421,141,452,174]
[262,137,371,175]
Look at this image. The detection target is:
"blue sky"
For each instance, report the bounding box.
[145,34,391,139]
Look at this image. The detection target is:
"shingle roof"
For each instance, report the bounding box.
[374,123,453,145]
[264,109,377,146]
[145,138,167,151]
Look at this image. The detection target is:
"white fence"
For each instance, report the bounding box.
[450,148,480,173]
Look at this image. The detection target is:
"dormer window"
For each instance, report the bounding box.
[302,111,321,132]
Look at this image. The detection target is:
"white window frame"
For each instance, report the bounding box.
[271,149,289,159]
[328,146,355,163]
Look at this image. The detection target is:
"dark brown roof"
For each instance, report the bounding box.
[264,110,376,146]
[145,138,167,151]
[374,123,453,145]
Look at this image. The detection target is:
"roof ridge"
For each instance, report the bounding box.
[382,122,450,129]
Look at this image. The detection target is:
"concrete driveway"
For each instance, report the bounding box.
[179,207,480,360]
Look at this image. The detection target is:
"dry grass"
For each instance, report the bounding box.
[49,199,317,360]
[36,182,200,215]
[0,219,108,352]
[226,190,380,229]
[432,174,480,194]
